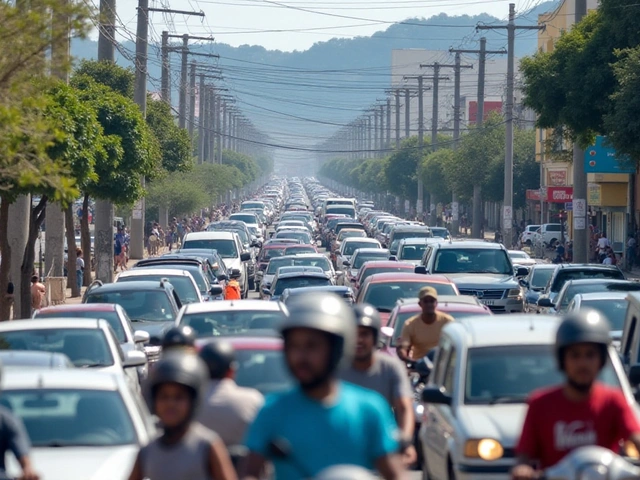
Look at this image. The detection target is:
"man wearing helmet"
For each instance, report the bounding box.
[197,340,264,447]
[127,352,237,480]
[512,311,640,479]
[340,303,416,465]
[240,292,404,480]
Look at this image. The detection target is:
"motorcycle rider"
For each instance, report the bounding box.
[128,352,237,480]
[239,292,405,480]
[512,310,640,479]
[225,271,242,300]
[339,304,416,465]
[197,340,264,446]
[161,325,197,354]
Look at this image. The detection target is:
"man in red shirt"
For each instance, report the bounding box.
[512,311,640,479]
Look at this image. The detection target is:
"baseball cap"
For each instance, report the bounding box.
[419,286,438,301]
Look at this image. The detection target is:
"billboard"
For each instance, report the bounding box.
[584,136,635,174]
[547,187,573,203]
[468,101,503,123]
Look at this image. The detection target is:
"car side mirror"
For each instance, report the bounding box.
[133,330,150,344]
[251,240,259,247]
[629,364,640,386]
[388,255,398,261]
[262,287,271,296]
[380,326,394,338]
[217,274,229,282]
[519,279,529,288]
[414,265,427,275]
[240,252,251,262]
[537,298,554,308]
[421,386,452,405]
[516,267,529,277]
[389,249,397,256]
[209,285,224,296]
[124,350,147,368]
[342,261,350,267]
[335,271,344,277]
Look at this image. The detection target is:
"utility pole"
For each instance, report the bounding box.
[572,0,588,262]
[178,34,188,129]
[379,104,385,154]
[216,96,223,163]
[198,75,206,162]
[373,109,379,158]
[450,38,506,239]
[367,116,373,158]
[404,88,411,138]
[161,31,170,104]
[395,90,401,149]
[94,0,117,285]
[188,60,197,137]
[386,97,392,150]
[478,4,544,247]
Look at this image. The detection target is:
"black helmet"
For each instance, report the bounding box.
[162,325,197,350]
[229,268,242,279]
[280,292,356,373]
[353,303,381,342]
[199,340,236,379]
[556,310,611,371]
[145,352,208,413]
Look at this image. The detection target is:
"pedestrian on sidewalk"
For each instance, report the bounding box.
[75,249,84,293]
[30,276,45,313]
[627,234,637,271]
[597,233,611,263]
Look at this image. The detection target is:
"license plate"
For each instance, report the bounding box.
[480,300,494,306]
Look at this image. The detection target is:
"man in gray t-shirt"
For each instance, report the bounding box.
[339,304,415,466]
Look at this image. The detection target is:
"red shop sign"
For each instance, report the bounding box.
[547,186,573,203]
[526,189,541,201]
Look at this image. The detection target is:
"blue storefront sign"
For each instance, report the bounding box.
[584,136,635,174]
[565,202,572,211]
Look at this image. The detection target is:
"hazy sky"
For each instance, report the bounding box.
[113,0,545,52]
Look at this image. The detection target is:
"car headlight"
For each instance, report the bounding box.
[624,441,640,459]
[508,288,522,299]
[464,439,504,460]
[414,403,424,417]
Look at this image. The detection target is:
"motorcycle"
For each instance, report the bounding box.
[542,445,640,479]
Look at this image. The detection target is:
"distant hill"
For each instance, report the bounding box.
[71,1,558,153]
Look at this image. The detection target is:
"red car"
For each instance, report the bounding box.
[283,244,318,256]
[380,296,492,356]
[355,272,459,325]
[353,261,415,293]
[195,335,293,395]
[256,244,288,272]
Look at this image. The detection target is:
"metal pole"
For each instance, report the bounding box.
[178,34,188,129]
[503,3,516,248]
[373,109,379,158]
[202,86,209,162]
[572,0,588,262]
[473,37,487,239]
[222,102,228,151]
[209,89,216,162]
[395,90,401,149]
[188,61,196,137]
[417,76,424,216]
[161,31,170,104]
[367,116,373,158]
[386,97,391,150]
[379,104,385,154]
[452,53,462,236]
[404,88,411,138]
[216,96,222,163]
[198,75,205,162]
[429,64,440,226]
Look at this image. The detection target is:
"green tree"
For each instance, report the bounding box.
[222,150,260,185]
[147,171,209,219]
[419,149,453,205]
[146,98,193,172]
[74,60,134,98]
[384,137,422,201]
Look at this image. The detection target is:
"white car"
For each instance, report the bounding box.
[507,250,537,268]
[419,314,635,480]
[0,319,147,393]
[520,225,540,246]
[115,268,203,304]
[335,237,382,272]
[177,300,288,337]
[229,212,265,239]
[4,370,156,480]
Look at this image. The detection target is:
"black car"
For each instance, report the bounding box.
[83,280,181,361]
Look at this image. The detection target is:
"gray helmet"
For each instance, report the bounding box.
[280,292,356,372]
[162,325,197,350]
[353,303,381,341]
[556,310,611,370]
[146,352,208,413]
[199,340,236,380]
[315,465,377,480]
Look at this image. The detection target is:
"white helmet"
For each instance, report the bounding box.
[315,465,378,480]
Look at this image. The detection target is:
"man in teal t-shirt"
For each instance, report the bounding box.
[240,292,404,480]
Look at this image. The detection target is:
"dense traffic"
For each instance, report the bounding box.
[2,177,640,479]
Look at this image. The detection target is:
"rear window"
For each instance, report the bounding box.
[230,214,259,225]
[183,239,238,259]
[546,224,562,232]
[118,274,201,304]
[85,290,175,323]
[393,230,432,241]
[551,269,625,292]
[34,310,126,343]
[326,206,355,218]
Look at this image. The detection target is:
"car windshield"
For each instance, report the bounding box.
[85,291,175,323]
[275,231,311,243]
[267,258,294,275]
[230,214,259,225]
[4,389,136,447]
[400,244,428,261]
[326,207,355,217]
[551,269,626,292]
[433,248,512,275]
[273,277,331,295]
[431,228,449,238]
[464,345,620,404]
[393,230,431,242]
[260,248,287,262]
[338,231,366,241]
[183,239,238,258]
[118,275,200,304]
[242,203,263,210]
[235,349,294,395]
[364,282,457,312]
[359,266,412,284]
[353,253,389,269]
[391,310,490,346]
[34,310,126,343]
[344,242,378,257]
[509,252,530,260]
[284,246,316,255]
[180,311,286,337]
[579,299,628,331]
[558,283,639,311]
[0,329,114,367]
[531,268,555,289]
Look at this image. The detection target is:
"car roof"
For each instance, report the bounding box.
[398,295,480,306]
[198,336,284,351]
[285,286,353,295]
[576,292,630,301]
[37,303,117,313]
[530,264,559,270]
[367,272,454,283]
[343,237,380,244]
[117,268,192,278]
[3,370,122,391]
[554,263,622,272]
[446,314,560,347]
[185,231,236,239]
[360,261,415,269]
[0,318,109,331]
[398,237,442,245]
[182,300,285,314]
[86,280,172,292]
[276,271,330,279]
[135,257,202,267]
[280,253,327,259]
[437,241,504,249]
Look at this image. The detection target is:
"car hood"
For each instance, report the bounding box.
[446,274,517,288]
[132,321,174,342]
[457,404,527,447]
[7,445,139,480]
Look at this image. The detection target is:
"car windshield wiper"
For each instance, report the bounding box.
[488,395,526,405]
[377,307,392,313]
[79,362,111,368]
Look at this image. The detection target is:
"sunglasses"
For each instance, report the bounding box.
[420,297,437,304]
